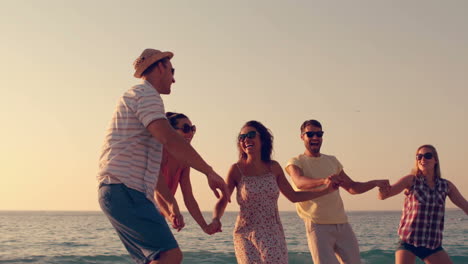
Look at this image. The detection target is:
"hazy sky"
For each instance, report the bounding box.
[1,0,467,212]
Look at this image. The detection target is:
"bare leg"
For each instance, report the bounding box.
[424,250,452,264]
[150,247,183,264]
[395,249,416,264]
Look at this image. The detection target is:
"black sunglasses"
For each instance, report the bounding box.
[302,131,324,138]
[238,131,257,141]
[175,123,196,134]
[416,152,433,160]
[171,68,175,75]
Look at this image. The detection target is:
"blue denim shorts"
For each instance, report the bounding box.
[397,240,443,260]
[99,183,178,264]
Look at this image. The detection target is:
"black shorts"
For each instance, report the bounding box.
[397,241,443,260]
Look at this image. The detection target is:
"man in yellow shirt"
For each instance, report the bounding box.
[285,119,389,264]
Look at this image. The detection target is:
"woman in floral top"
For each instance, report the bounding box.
[378,144,468,264]
[212,120,337,264]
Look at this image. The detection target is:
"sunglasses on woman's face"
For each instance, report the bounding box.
[175,123,196,134]
[416,152,433,160]
[302,131,324,138]
[238,131,257,141]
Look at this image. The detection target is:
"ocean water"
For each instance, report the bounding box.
[0,210,466,264]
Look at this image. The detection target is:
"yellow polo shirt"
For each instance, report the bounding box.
[286,154,348,224]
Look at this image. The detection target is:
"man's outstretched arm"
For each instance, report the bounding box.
[336,170,389,195]
[147,118,230,201]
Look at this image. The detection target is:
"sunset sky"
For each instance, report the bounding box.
[1,0,467,212]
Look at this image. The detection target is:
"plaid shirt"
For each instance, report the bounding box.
[398,175,449,249]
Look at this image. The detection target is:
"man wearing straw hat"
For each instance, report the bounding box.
[97,48,229,264]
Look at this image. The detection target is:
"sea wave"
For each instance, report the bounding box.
[1,251,467,264]
[1,210,466,264]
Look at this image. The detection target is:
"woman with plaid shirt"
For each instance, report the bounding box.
[378,144,468,264]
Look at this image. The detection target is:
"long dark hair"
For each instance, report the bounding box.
[237,120,273,162]
[166,112,188,129]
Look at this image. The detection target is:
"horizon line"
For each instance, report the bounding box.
[0,208,462,213]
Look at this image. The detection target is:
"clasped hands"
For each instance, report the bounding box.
[326,172,390,191]
[169,213,222,235]
[377,180,391,196]
[325,173,345,189]
[203,218,222,235]
[169,212,185,232]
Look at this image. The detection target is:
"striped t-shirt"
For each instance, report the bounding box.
[97,80,166,204]
[398,175,449,249]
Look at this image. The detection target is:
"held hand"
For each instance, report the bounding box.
[203,218,222,235]
[378,186,390,200]
[324,178,339,192]
[207,171,230,202]
[375,180,390,191]
[170,213,185,232]
[376,180,391,200]
[328,173,345,185]
[378,186,389,194]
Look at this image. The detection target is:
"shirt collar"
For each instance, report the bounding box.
[143,80,154,88]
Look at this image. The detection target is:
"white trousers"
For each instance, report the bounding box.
[304,220,362,264]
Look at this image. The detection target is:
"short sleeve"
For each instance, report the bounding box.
[133,85,166,127]
[332,156,343,174]
[285,156,302,170]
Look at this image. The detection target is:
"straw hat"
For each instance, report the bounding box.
[133,49,174,78]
